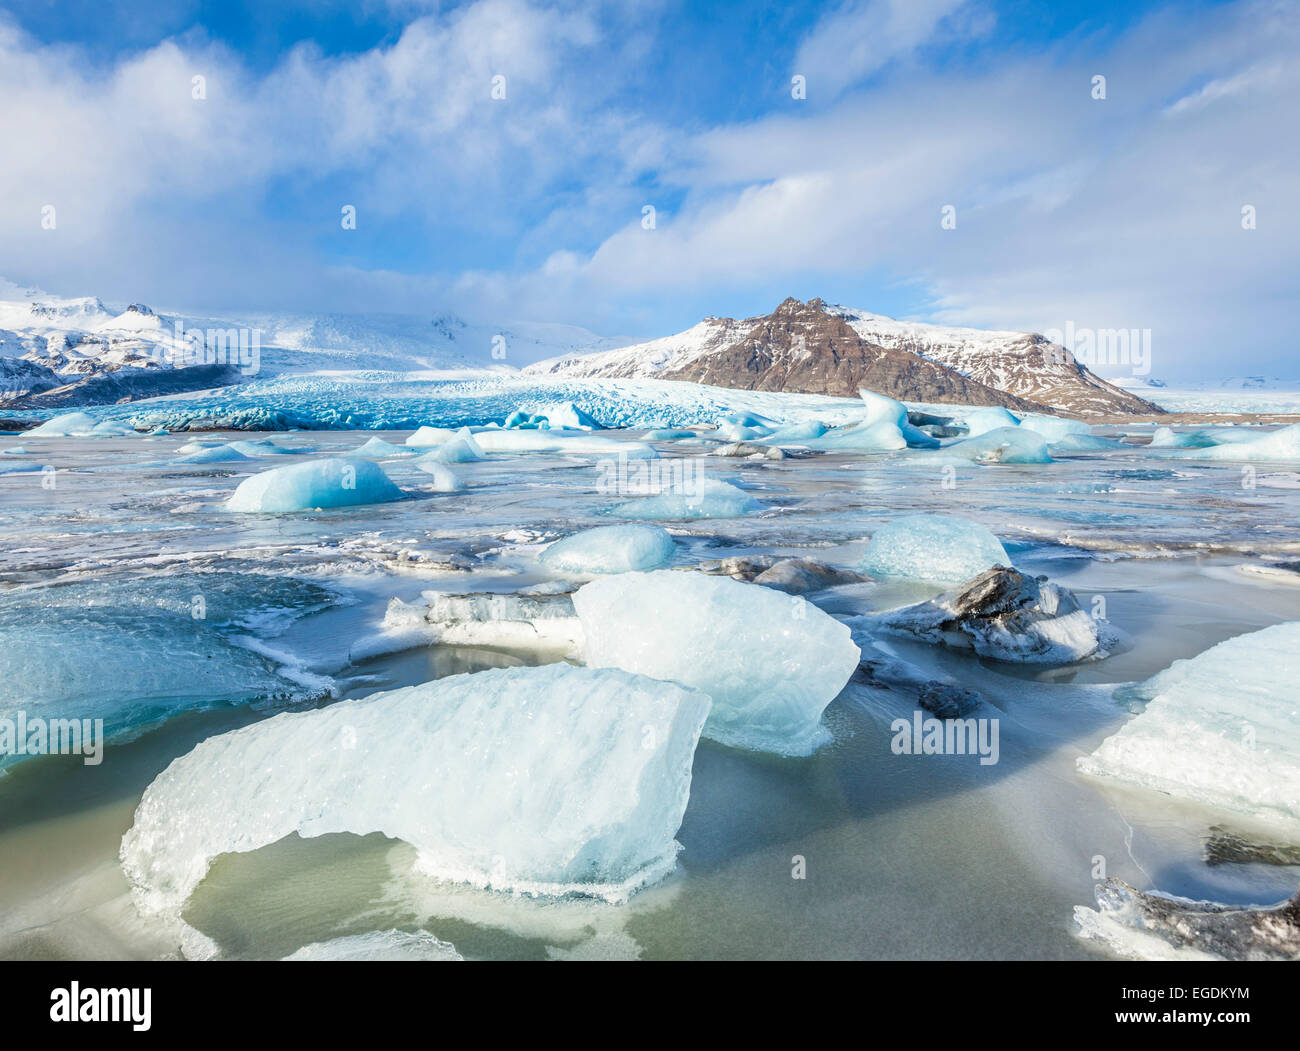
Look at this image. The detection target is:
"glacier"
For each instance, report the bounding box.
[573,570,861,755]
[540,524,676,574]
[1077,622,1300,832]
[225,457,407,512]
[860,514,1011,584]
[119,663,712,927]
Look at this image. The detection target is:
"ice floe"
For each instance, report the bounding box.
[540,524,676,574]
[609,477,760,520]
[226,457,406,512]
[860,514,1010,584]
[574,570,861,755]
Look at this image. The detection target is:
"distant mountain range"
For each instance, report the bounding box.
[527,297,1165,417]
[1,280,1168,417]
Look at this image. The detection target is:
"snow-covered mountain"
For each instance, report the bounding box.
[528,298,1165,417]
[0,279,621,410]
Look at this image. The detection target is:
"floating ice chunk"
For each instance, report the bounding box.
[961,406,1021,436]
[541,525,675,574]
[939,426,1052,464]
[474,430,657,459]
[716,421,773,442]
[415,429,484,464]
[173,445,253,464]
[283,929,463,961]
[288,929,463,961]
[90,420,140,437]
[504,410,548,429]
[417,462,463,491]
[535,402,602,430]
[717,411,778,430]
[384,590,582,657]
[1078,622,1300,831]
[25,411,98,437]
[609,477,760,520]
[0,462,49,475]
[1048,433,1124,453]
[226,457,406,512]
[643,428,698,441]
[227,439,303,456]
[120,663,712,923]
[1017,414,1089,442]
[759,419,827,443]
[861,514,1010,584]
[805,420,907,452]
[1178,423,1300,462]
[1,445,28,455]
[574,570,861,755]
[353,436,416,459]
[857,388,936,446]
[405,426,459,448]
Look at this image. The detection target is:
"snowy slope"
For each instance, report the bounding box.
[529,300,1164,417]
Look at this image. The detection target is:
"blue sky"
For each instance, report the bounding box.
[0,0,1294,378]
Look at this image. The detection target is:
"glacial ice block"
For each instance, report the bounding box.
[609,477,760,520]
[1180,423,1300,462]
[283,929,463,961]
[405,426,459,448]
[860,514,1010,584]
[574,571,861,755]
[225,457,406,512]
[1018,414,1089,442]
[120,664,712,919]
[1078,622,1300,831]
[857,388,936,446]
[353,436,416,459]
[536,402,602,430]
[416,462,464,491]
[415,428,484,463]
[804,420,907,452]
[939,426,1053,464]
[541,524,675,574]
[961,406,1021,436]
[25,411,99,437]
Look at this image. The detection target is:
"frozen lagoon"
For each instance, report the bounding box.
[1,415,1299,961]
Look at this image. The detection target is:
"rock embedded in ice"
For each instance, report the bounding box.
[540,524,676,574]
[1078,622,1300,831]
[225,457,406,512]
[120,663,712,923]
[693,555,868,594]
[574,570,861,755]
[609,477,760,520]
[860,514,1010,584]
[864,566,1114,664]
[283,929,463,962]
[417,462,464,492]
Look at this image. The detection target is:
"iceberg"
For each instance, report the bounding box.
[961,406,1021,437]
[405,425,459,448]
[120,663,712,925]
[574,570,861,755]
[1048,433,1124,453]
[642,428,699,441]
[227,439,301,456]
[353,437,416,459]
[0,461,50,475]
[535,402,602,430]
[937,426,1053,464]
[861,514,1010,584]
[1181,423,1300,462]
[24,411,99,437]
[283,929,463,962]
[416,462,463,491]
[384,590,582,658]
[1017,414,1089,442]
[858,388,937,447]
[414,429,484,464]
[226,457,406,512]
[805,420,907,452]
[173,445,253,464]
[474,430,658,459]
[758,419,827,443]
[540,524,676,574]
[1078,622,1300,831]
[609,477,760,520]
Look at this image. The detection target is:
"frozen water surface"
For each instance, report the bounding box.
[3,409,1300,959]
